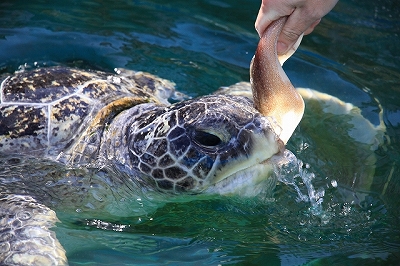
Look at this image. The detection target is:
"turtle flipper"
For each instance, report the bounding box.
[216,81,386,194]
[0,194,67,265]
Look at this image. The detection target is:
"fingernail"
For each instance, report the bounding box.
[277,41,288,55]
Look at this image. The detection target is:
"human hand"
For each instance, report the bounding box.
[255,0,338,55]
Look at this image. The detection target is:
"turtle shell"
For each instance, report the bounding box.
[0,66,176,157]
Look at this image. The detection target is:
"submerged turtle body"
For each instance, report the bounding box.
[216,82,386,196]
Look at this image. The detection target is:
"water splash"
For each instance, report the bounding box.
[274,149,330,223]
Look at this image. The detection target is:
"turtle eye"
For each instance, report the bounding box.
[193,130,223,147]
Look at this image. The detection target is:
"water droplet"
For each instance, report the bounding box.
[298,234,307,241]
[274,150,329,219]
[92,192,103,202]
[0,242,11,253]
[45,181,54,187]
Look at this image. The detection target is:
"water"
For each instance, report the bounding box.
[1,0,400,265]
[274,150,326,214]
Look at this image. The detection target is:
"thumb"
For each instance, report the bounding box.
[277,16,321,55]
[277,26,304,55]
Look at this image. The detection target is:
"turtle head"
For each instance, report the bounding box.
[126,95,284,194]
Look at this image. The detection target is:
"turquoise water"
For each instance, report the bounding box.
[1,0,400,265]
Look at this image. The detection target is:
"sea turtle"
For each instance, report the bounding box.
[0,18,306,264]
[0,17,385,264]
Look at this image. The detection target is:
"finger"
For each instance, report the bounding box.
[255,7,281,37]
[276,9,318,54]
[304,19,321,35]
[255,0,294,38]
[278,33,303,65]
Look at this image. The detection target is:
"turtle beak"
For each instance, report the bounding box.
[262,138,286,167]
[203,133,284,196]
[206,116,283,188]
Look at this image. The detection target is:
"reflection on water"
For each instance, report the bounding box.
[1,0,400,265]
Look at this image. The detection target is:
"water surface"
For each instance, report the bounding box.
[0,0,399,265]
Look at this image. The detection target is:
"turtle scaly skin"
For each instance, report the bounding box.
[0,66,282,265]
[0,66,282,193]
[0,67,170,158]
[0,194,67,265]
[98,94,282,192]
